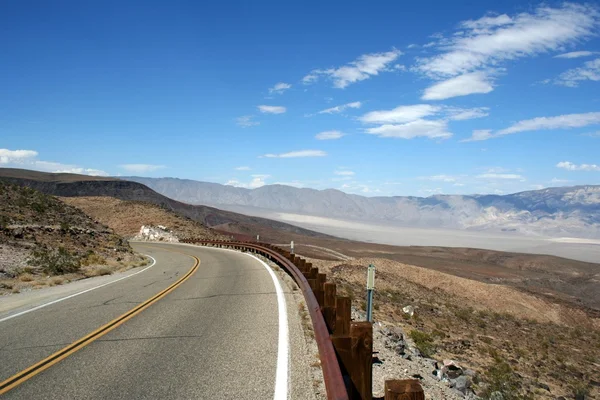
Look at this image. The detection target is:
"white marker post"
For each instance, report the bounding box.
[366,264,375,322]
[256,235,260,242]
[290,241,294,255]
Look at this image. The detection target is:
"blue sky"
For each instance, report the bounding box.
[2,0,600,196]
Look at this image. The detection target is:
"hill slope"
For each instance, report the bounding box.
[61,197,226,240]
[126,176,600,238]
[0,181,145,294]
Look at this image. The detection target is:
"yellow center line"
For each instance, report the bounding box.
[0,247,200,395]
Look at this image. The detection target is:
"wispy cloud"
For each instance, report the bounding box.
[421,71,494,100]
[419,174,458,182]
[315,130,345,140]
[303,49,402,88]
[464,111,600,141]
[365,119,452,140]
[262,150,327,158]
[236,115,260,127]
[334,170,355,176]
[556,161,600,171]
[476,173,525,180]
[235,166,251,171]
[555,58,600,87]
[0,148,108,176]
[360,104,440,124]
[359,104,487,140]
[554,51,597,59]
[550,177,571,183]
[416,4,599,78]
[258,105,286,114]
[226,174,270,189]
[318,101,362,114]
[268,82,292,94]
[120,164,165,173]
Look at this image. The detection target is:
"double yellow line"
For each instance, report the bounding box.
[0,252,200,395]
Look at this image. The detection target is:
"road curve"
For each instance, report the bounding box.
[0,242,311,399]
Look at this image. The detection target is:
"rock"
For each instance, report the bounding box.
[454,376,471,394]
[464,369,477,377]
[402,305,415,317]
[534,382,550,391]
[442,359,464,379]
[12,228,23,239]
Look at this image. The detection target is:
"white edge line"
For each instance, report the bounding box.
[244,252,290,400]
[0,255,157,323]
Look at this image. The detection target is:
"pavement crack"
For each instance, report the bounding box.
[172,291,277,301]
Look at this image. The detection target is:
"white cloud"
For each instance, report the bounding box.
[262,150,327,158]
[120,164,165,173]
[52,168,109,176]
[583,131,600,137]
[420,175,457,182]
[554,51,597,59]
[226,174,270,189]
[334,170,355,176]
[464,112,600,141]
[550,177,571,183]
[556,161,600,171]
[0,149,38,164]
[555,58,600,87]
[462,129,493,142]
[365,119,452,140]
[258,105,287,114]
[360,104,440,124]
[421,71,494,100]
[318,101,362,114]
[476,173,525,180]
[315,130,345,140]
[0,148,108,176]
[446,107,490,121]
[302,74,319,85]
[269,82,292,94]
[235,166,251,171]
[236,115,260,127]
[416,4,599,78]
[304,49,402,88]
[407,44,418,49]
[498,112,600,135]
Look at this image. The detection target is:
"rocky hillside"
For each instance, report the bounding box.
[126,176,600,238]
[0,168,332,242]
[60,196,225,240]
[0,181,146,294]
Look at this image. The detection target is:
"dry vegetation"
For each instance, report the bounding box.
[60,196,225,240]
[308,256,600,399]
[0,182,147,295]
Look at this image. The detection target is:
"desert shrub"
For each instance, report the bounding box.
[409,330,436,358]
[59,221,70,232]
[454,307,474,322]
[28,247,80,275]
[80,252,107,266]
[480,357,532,400]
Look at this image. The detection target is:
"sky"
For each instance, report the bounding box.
[2,0,600,197]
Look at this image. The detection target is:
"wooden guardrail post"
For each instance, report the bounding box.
[315,273,326,307]
[334,297,351,336]
[323,282,336,332]
[384,380,424,400]
[332,322,373,400]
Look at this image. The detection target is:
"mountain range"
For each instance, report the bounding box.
[125,177,600,238]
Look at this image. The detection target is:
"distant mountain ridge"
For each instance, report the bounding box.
[124,177,600,238]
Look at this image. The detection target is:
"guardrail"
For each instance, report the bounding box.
[181,239,424,400]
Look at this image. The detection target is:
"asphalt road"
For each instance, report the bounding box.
[0,243,308,399]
